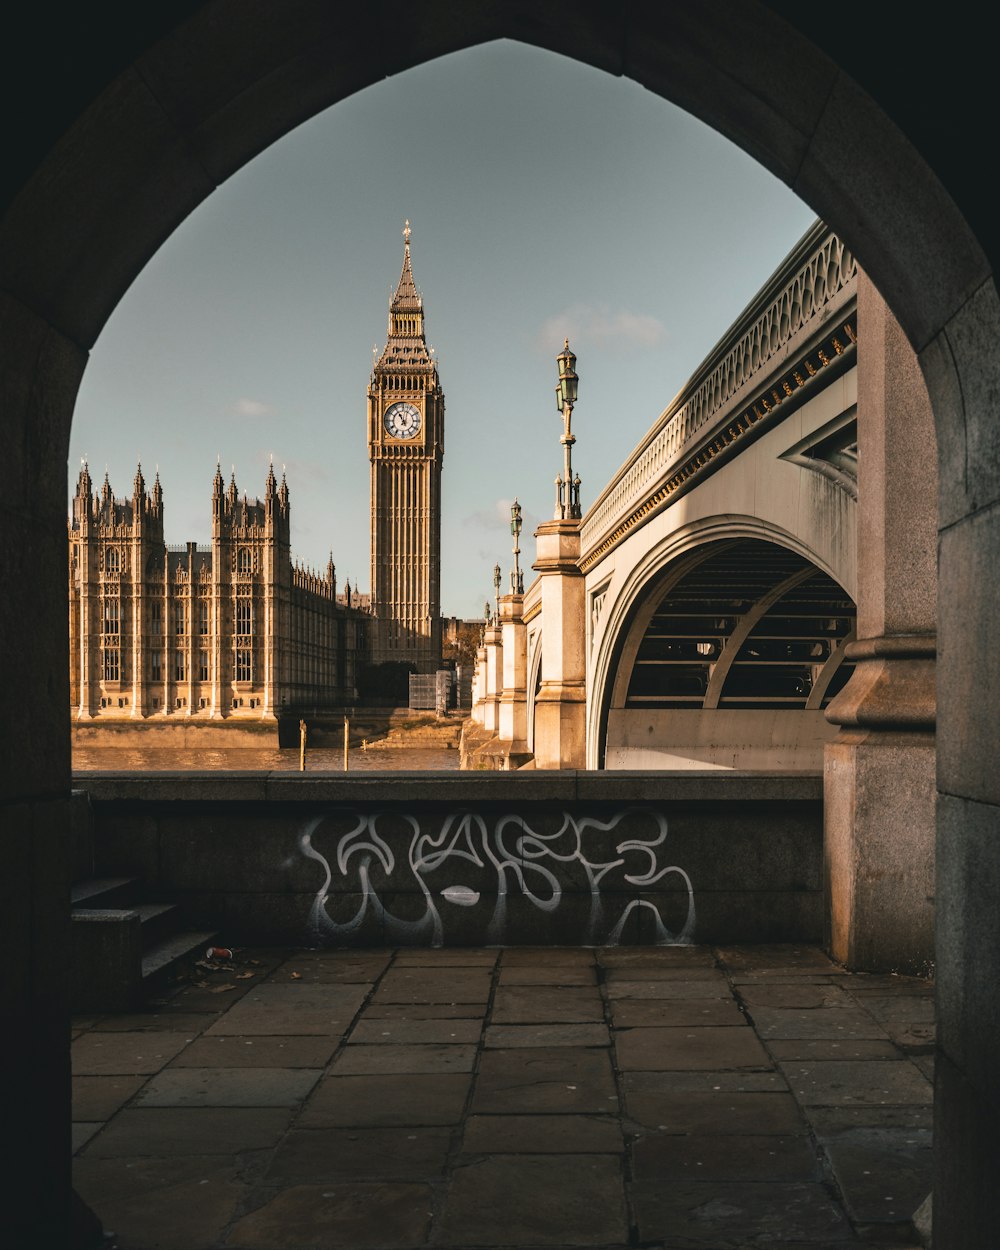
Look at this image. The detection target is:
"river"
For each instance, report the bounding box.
[72,744,461,772]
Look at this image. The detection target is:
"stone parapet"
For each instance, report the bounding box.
[77,770,822,947]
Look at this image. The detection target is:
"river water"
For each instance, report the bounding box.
[72,745,461,772]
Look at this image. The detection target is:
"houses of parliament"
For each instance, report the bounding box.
[68,225,444,725]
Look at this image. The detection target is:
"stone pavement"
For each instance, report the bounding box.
[72,945,934,1250]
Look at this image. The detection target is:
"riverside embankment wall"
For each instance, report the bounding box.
[75,772,823,948]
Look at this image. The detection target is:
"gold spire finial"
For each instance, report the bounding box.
[403,219,411,247]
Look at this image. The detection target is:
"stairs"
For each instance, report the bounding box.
[70,795,217,1012]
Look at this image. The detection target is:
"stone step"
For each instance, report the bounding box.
[142,930,218,995]
[135,901,181,949]
[71,876,140,909]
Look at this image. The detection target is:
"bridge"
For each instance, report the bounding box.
[470,223,866,771]
[466,216,936,975]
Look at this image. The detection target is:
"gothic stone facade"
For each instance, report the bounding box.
[68,461,368,722]
[368,225,444,673]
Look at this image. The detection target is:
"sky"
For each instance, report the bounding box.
[68,40,816,620]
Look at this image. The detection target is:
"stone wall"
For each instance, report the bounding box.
[78,772,822,947]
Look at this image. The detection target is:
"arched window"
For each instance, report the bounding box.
[106,548,120,574]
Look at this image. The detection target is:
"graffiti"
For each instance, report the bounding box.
[298,809,695,947]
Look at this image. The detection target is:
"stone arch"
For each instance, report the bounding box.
[3,7,997,1247]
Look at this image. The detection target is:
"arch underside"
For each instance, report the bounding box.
[602,537,855,770]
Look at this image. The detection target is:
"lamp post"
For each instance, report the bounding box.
[510,498,524,594]
[555,338,581,519]
[493,562,501,623]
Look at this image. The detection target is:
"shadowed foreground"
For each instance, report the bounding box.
[72,945,932,1249]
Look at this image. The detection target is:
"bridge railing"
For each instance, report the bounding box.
[580,222,857,560]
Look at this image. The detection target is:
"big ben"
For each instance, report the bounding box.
[368,222,444,672]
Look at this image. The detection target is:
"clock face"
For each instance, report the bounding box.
[383,401,422,439]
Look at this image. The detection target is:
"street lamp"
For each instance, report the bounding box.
[493,562,502,623]
[510,498,524,594]
[555,338,581,519]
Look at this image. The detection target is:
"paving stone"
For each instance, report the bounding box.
[268,958,386,983]
[170,1035,337,1067]
[718,945,846,976]
[350,1017,483,1044]
[768,1038,901,1062]
[749,1005,890,1041]
[72,1074,147,1120]
[807,1104,934,1133]
[822,1127,933,1224]
[79,1107,294,1156]
[615,1026,772,1071]
[394,949,499,966]
[485,1024,609,1048]
[473,1047,618,1115]
[73,1155,244,1250]
[72,1031,194,1075]
[737,983,853,1008]
[203,983,368,1035]
[624,1070,789,1094]
[605,964,727,982]
[779,1060,933,1106]
[265,1127,453,1183]
[845,975,934,994]
[610,997,745,1027]
[228,1182,433,1248]
[372,968,491,1004]
[501,948,597,966]
[462,1114,624,1154]
[363,1002,486,1020]
[498,965,598,986]
[330,1043,477,1074]
[913,1054,935,1080]
[299,1074,472,1127]
[844,994,935,1022]
[597,946,716,969]
[433,1153,627,1246]
[492,986,604,1023]
[631,1179,853,1246]
[90,1012,217,1033]
[135,1066,320,1107]
[625,1090,807,1135]
[605,979,729,1000]
[632,1133,821,1182]
[72,1123,103,1153]
[882,1021,936,1050]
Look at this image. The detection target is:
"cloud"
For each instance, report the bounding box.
[462,497,543,540]
[538,303,668,353]
[230,397,276,418]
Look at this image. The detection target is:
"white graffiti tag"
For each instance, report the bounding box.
[298,809,695,948]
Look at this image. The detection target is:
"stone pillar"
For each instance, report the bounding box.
[823,271,936,974]
[497,593,530,766]
[482,624,503,734]
[531,519,586,769]
[471,644,486,725]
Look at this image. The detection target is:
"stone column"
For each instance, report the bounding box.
[531,519,586,769]
[823,271,936,974]
[482,624,503,734]
[471,644,486,725]
[497,593,530,766]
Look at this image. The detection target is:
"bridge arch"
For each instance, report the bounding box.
[587,514,853,767]
[2,7,996,1247]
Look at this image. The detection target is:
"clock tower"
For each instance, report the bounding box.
[368,222,444,672]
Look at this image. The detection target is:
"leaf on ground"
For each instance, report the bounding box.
[236,971,255,980]
[290,971,302,980]
[192,981,211,989]
[209,983,238,994]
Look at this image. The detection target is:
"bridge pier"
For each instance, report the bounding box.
[823,273,937,974]
[532,518,586,769]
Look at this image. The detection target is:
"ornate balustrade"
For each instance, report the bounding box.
[580,223,857,570]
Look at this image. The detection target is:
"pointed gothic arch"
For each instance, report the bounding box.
[2,7,997,1246]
